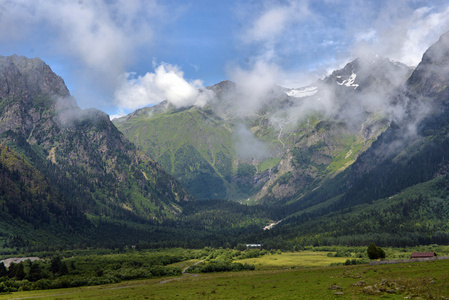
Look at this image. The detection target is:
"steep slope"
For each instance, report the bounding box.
[252,54,413,205]
[265,31,449,245]
[0,55,192,244]
[344,31,449,202]
[114,55,411,202]
[114,103,234,200]
[113,81,286,201]
[0,143,87,228]
[340,31,449,207]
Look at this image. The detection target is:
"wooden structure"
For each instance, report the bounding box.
[411,252,436,259]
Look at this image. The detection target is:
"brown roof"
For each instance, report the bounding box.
[411,252,436,258]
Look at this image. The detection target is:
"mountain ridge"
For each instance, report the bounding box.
[0,54,193,247]
[264,30,449,245]
[114,53,412,202]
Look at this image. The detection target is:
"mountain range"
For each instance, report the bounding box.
[2,31,449,249]
[113,52,412,204]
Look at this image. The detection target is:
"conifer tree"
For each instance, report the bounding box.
[0,262,6,277]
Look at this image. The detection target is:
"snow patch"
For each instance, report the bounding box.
[285,86,318,98]
[337,73,359,89]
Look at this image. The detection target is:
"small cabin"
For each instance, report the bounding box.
[411,252,436,259]
[246,244,262,248]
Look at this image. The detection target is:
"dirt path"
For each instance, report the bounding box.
[159,259,204,284]
[182,259,204,275]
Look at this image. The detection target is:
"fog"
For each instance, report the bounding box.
[233,123,270,160]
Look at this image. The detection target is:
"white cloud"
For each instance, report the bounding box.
[355,29,377,43]
[233,123,269,159]
[245,6,291,43]
[109,114,123,120]
[226,61,279,116]
[2,0,449,116]
[398,6,449,66]
[114,63,214,111]
[243,1,310,43]
[0,0,164,78]
[351,4,449,67]
[0,0,181,109]
[240,0,312,54]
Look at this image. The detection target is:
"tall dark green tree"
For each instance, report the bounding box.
[7,262,16,278]
[0,262,6,277]
[367,243,385,259]
[15,263,25,280]
[28,261,42,282]
[50,256,62,275]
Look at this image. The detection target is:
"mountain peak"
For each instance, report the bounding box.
[406,30,449,102]
[207,80,236,94]
[0,54,71,99]
[420,30,449,65]
[323,54,412,92]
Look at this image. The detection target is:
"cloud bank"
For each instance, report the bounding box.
[221,0,449,136]
[226,61,279,117]
[114,63,214,112]
[352,4,449,67]
[0,0,178,109]
[234,1,449,90]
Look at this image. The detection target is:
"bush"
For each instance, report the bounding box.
[189,261,255,273]
[33,279,52,290]
[236,244,247,251]
[367,243,386,259]
[240,249,261,259]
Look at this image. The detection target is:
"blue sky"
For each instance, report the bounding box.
[1,0,449,117]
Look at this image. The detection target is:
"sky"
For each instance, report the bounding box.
[0,0,449,118]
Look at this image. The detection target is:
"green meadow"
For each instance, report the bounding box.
[1,247,449,299]
[1,259,449,299]
[233,251,353,269]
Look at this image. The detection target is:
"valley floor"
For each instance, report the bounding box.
[2,258,449,299]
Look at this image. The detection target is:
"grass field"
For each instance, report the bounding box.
[2,257,449,299]
[233,251,354,269]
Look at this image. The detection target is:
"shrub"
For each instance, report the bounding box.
[367,243,386,259]
[189,261,255,273]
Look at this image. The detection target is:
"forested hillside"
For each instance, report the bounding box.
[0,55,194,247]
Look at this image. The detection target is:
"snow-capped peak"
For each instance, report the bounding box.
[336,72,359,89]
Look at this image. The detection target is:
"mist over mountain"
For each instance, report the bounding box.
[114,53,413,203]
[261,30,449,247]
[3,31,449,250]
[113,30,449,248]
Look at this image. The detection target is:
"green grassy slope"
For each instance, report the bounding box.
[114,105,236,200]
